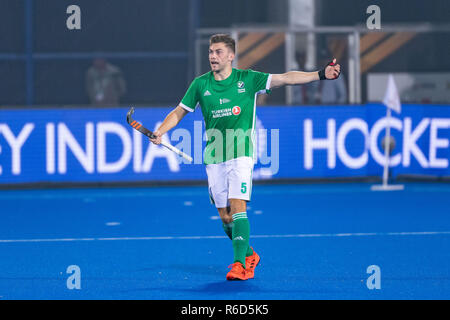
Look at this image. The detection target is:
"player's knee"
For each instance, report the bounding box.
[217,207,232,224]
[229,199,247,214]
[221,215,233,224]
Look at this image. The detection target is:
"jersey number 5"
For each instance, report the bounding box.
[241,182,247,194]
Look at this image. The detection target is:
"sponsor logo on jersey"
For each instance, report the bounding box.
[232,106,241,115]
[220,98,231,105]
[211,108,232,118]
[210,106,240,118]
[204,90,212,96]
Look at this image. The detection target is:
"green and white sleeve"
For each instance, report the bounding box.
[179,78,200,112]
[249,69,272,94]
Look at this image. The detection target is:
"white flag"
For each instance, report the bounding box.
[383,74,401,113]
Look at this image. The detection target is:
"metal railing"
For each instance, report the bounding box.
[195,24,450,105]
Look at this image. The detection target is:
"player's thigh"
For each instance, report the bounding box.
[205,162,229,208]
[228,156,254,203]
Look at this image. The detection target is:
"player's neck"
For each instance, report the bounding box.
[213,66,233,81]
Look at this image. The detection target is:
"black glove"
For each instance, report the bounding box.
[318,60,340,80]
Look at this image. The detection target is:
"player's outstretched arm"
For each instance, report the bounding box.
[150,105,189,145]
[270,58,341,89]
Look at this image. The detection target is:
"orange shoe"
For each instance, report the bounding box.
[226,262,248,281]
[245,248,260,279]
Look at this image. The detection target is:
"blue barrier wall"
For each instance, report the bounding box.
[0,104,449,184]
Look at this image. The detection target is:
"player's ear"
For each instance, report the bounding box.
[228,49,235,62]
[229,52,235,63]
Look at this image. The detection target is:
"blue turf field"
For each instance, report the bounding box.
[0,183,449,300]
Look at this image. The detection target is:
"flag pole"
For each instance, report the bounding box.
[382,107,391,187]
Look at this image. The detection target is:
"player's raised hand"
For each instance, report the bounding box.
[149,129,162,145]
[325,58,341,80]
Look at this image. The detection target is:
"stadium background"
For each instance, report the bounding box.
[0,0,449,300]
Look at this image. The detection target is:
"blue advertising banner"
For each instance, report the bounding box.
[0,104,449,184]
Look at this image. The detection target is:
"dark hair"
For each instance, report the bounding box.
[209,34,236,53]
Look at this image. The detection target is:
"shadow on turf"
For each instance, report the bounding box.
[132,265,260,294]
[192,280,259,294]
[117,280,259,297]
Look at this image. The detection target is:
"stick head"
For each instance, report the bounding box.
[126,107,156,139]
[126,107,135,124]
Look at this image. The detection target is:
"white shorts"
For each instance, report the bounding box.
[205,156,254,208]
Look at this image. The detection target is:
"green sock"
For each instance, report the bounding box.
[222,222,234,240]
[223,222,253,257]
[231,212,251,266]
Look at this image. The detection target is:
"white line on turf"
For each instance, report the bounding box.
[105,222,121,226]
[0,231,449,244]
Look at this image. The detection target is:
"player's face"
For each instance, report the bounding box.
[209,42,234,73]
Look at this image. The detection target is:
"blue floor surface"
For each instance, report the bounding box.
[0,183,449,299]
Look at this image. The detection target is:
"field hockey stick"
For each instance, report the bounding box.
[126,107,193,163]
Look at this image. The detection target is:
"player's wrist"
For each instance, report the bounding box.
[318,69,326,80]
[318,62,332,80]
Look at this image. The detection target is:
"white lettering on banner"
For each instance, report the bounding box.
[337,118,369,169]
[303,117,450,170]
[1,116,447,178]
[96,122,132,173]
[304,119,336,169]
[402,118,430,168]
[57,122,94,174]
[429,118,450,168]
[369,117,402,167]
[141,121,180,172]
[46,121,182,175]
[46,123,55,174]
[0,123,34,175]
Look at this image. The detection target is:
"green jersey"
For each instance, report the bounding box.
[180,68,271,164]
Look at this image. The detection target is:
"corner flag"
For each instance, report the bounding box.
[383,74,401,113]
[371,74,404,191]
